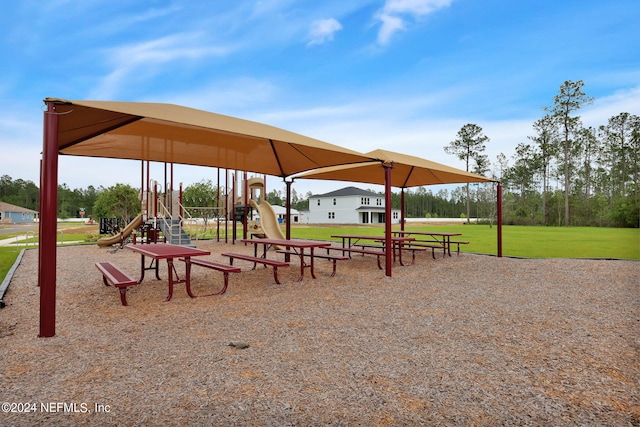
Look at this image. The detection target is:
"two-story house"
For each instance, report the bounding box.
[305,186,400,224]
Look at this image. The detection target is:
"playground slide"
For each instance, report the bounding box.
[249,200,286,249]
[97,214,143,247]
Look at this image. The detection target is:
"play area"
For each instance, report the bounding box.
[96,168,285,249]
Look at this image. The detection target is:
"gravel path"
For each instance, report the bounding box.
[1,242,639,426]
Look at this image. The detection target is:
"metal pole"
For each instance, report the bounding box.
[400,188,405,231]
[224,169,228,244]
[283,179,293,263]
[216,168,220,242]
[232,173,236,244]
[39,101,59,337]
[285,179,292,240]
[497,182,503,257]
[243,171,248,240]
[384,163,393,277]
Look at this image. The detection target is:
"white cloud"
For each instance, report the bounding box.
[307,18,343,46]
[375,0,452,45]
[89,33,232,99]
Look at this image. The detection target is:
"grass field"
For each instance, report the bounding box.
[1,224,638,289]
[287,224,640,260]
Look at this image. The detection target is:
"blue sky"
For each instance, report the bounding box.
[1,0,639,196]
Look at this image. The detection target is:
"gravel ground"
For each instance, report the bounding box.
[1,241,639,426]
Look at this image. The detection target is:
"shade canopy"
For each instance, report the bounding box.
[296,149,496,188]
[45,98,375,177]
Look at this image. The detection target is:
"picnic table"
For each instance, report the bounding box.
[331,234,418,266]
[392,230,463,257]
[126,243,210,301]
[240,238,332,281]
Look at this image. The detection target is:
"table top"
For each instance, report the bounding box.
[126,243,210,259]
[331,234,385,240]
[373,236,415,242]
[241,238,332,248]
[392,230,462,237]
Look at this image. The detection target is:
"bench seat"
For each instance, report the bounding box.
[325,246,384,269]
[221,253,289,284]
[450,241,470,255]
[95,262,138,306]
[405,242,446,259]
[277,250,349,278]
[179,258,241,296]
[356,244,426,265]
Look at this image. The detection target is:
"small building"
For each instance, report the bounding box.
[305,186,400,225]
[252,204,302,223]
[0,202,38,224]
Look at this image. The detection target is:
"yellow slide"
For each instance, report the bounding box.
[249,199,286,249]
[97,214,143,247]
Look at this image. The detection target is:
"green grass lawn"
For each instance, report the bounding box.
[287,224,640,260]
[1,225,638,290]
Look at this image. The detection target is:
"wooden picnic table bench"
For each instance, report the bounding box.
[95,262,138,306]
[353,243,426,265]
[450,241,469,255]
[179,258,241,296]
[404,242,447,259]
[325,246,384,269]
[221,252,289,284]
[277,250,349,278]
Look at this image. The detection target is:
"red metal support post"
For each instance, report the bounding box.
[243,171,248,240]
[400,188,405,231]
[497,182,503,257]
[285,179,292,240]
[39,101,59,337]
[384,163,393,277]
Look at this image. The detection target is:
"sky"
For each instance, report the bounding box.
[1,0,639,197]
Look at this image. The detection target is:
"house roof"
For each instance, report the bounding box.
[269,205,300,215]
[0,201,38,213]
[313,186,380,198]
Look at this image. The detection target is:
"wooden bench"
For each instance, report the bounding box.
[221,253,289,284]
[179,258,241,296]
[405,242,447,259]
[277,250,349,278]
[450,241,469,255]
[355,244,426,265]
[326,247,384,269]
[95,262,138,306]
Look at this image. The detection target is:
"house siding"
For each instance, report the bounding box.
[0,202,38,224]
[305,187,400,225]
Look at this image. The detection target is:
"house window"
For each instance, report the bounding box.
[393,212,399,219]
[361,197,370,205]
[317,199,321,206]
[376,199,382,206]
[333,198,336,205]
[328,212,335,219]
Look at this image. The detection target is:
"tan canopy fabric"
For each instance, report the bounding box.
[45,98,375,177]
[296,148,496,187]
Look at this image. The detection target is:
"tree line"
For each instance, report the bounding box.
[488,80,637,227]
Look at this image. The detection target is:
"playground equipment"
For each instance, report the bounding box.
[96,163,270,247]
[97,215,143,247]
[249,199,286,242]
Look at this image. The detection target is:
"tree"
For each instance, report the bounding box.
[506,143,539,221]
[547,80,593,225]
[266,189,283,206]
[182,180,219,234]
[93,184,141,226]
[529,114,559,225]
[445,123,490,223]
